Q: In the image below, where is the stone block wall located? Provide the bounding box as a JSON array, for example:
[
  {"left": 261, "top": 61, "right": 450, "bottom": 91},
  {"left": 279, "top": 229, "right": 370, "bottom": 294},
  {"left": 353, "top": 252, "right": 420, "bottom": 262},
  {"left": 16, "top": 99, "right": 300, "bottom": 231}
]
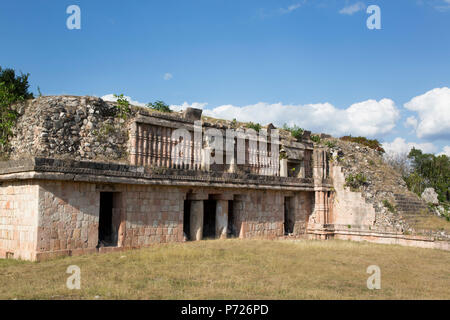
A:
[
  {"left": 35, "top": 182, "right": 186, "bottom": 258},
  {"left": 331, "top": 165, "right": 376, "bottom": 227},
  {"left": 122, "top": 185, "right": 185, "bottom": 247},
  {"left": 233, "top": 191, "right": 285, "bottom": 239},
  {"left": 292, "top": 192, "right": 314, "bottom": 235},
  {"left": 1, "top": 177, "right": 315, "bottom": 260},
  {"left": 0, "top": 181, "right": 39, "bottom": 260},
  {"left": 37, "top": 181, "right": 99, "bottom": 257}
]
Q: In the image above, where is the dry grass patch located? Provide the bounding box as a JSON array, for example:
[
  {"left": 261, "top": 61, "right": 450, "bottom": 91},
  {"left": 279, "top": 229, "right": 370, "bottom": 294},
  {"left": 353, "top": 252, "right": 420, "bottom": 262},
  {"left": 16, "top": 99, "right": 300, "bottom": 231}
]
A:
[{"left": 0, "top": 239, "right": 449, "bottom": 300}]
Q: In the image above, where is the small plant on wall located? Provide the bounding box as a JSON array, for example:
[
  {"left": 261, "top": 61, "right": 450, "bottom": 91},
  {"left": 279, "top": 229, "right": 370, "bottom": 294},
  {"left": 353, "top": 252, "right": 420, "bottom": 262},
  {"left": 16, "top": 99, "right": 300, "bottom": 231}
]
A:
[
  {"left": 245, "top": 122, "right": 262, "bottom": 132},
  {"left": 310, "top": 135, "right": 321, "bottom": 144},
  {"left": 282, "top": 124, "right": 304, "bottom": 141},
  {"left": 383, "top": 200, "right": 397, "bottom": 214},
  {"left": 345, "top": 173, "right": 368, "bottom": 191},
  {"left": 114, "top": 94, "right": 131, "bottom": 120},
  {"left": 147, "top": 100, "right": 172, "bottom": 113}
]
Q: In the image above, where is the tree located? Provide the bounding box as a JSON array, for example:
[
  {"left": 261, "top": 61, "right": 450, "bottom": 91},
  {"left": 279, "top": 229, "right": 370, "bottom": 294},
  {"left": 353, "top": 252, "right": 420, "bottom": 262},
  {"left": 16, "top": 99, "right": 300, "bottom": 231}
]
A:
[
  {"left": 0, "top": 66, "right": 33, "bottom": 153},
  {"left": 0, "top": 66, "right": 33, "bottom": 99},
  {"left": 405, "top": 148, "right": 450, "bottom": 203},
  {"left": 0, "top": 83, "right": 22, "bottom": 151}
]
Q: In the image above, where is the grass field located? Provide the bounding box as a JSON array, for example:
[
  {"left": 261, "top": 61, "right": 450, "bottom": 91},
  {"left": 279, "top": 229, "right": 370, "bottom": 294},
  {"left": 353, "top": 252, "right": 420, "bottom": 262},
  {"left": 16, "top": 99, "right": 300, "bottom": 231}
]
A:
[{"left": 1, "top": 239, "right": 449, "bottom": 300}]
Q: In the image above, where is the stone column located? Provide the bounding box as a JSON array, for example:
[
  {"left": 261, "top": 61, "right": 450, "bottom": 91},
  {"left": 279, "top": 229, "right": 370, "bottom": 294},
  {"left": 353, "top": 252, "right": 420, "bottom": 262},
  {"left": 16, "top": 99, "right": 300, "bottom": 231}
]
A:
[
  {"left": 187, "top": 192, "right": 209, "bottom": 241},
  {"left": 215, "top": 200, "right": 228, "bottom": 239},
  {"left": 211, "top": 194, "right": 234, "bottom": 239},
  {"left": 299, "top": 160, "right": 305, "bottom": 178},
  {"left": 280, "top": 158, "right": 288, "bottom": 177},
  {"left": 190, "top": 200, "right": 204, "bottom": 241}
]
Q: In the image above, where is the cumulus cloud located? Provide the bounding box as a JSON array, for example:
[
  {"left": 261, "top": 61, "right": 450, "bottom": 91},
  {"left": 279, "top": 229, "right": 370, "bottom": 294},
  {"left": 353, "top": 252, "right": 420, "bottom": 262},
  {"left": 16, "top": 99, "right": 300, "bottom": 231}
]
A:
[
  {"left": 175, "top": 98, "right": 399, "bottom": 138},
  {"left": 403, "top": 87, "right": 450, "bottom": 140},
  {"left": 101, "top": 94, "right": 146, "bottom": 107},
  {"left": 438, "top": 146, "right": 450, "bottom": 157},
  {"left": 405, "top": 116, "right": 418, "bottom": 130},
  {"left": 163, "top": 73, "right": 173, "bottom": 81},
  {"left": 382, "top": 137, "right": 438, "bottom": 157},
  {"left": 339, "top": 2, "right": 366, "bottom": 15}
]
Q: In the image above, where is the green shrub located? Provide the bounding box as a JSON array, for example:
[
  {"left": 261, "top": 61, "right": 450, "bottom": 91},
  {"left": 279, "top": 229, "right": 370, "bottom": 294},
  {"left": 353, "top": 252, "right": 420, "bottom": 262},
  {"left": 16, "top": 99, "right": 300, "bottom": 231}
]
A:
[
  {"left": 383, "top": 200, "right": 396, "bottom": 214},
  {"left": 310, "top": 135, "right": 321, "bottom": 144},
  {"left": 147, "top": 100, "right": 172, "bottom": 113},
  {"left": 325, "top": 141, "right": 336, "bottom": 148},
  {"left": 345, "top": 173, "right": 367, "bottom": 191},
  {"left": 114, "top": 94, "right": 132, "bottom": 119},
  {"left": 282, "top": 124, "right": 304, "bottom": 140},
  {"left": 245, "top": 122, "right": 261, "bottom": 132},
  {"left": 340, "top": 135, "right": 385, "bottom": 153}
]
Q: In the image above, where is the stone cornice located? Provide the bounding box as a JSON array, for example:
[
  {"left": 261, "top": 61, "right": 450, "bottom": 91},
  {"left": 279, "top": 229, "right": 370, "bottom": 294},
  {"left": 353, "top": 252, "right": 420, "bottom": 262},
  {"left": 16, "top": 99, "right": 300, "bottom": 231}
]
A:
[{"left": 0, "top": 157, "right": 334, "bottom": 191}]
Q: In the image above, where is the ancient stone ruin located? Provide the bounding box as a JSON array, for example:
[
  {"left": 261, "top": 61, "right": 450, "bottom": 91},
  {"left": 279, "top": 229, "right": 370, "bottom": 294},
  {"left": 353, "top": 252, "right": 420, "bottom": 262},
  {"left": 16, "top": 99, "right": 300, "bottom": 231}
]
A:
[{"left": 0, "top": 96, "right": 448, "bottom": 261}]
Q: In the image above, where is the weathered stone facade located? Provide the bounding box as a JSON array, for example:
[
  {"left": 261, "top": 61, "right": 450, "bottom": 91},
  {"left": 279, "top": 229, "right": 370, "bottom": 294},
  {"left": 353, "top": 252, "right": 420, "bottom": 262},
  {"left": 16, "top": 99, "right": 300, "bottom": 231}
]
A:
[{"left": 1, "top": 96, "right": 448, "bottom": 261}]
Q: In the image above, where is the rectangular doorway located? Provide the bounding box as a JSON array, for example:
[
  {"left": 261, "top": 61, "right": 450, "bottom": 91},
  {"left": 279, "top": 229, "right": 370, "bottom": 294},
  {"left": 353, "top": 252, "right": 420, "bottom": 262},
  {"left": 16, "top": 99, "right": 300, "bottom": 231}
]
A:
[
  {"left": 227, "top": 200, "right": 236, "bottom": 237},
  {"left": 183, "top": 200, "right": 191, "bottom": 241},
  {"left": 284, "top": 196, "right": 295, "bottom": 235},
  {"left": 98, "top": 192, "right": 122, "bottom": 247},
  {"left": 203, "top": 200, "right": 216, "bottom": 239}
]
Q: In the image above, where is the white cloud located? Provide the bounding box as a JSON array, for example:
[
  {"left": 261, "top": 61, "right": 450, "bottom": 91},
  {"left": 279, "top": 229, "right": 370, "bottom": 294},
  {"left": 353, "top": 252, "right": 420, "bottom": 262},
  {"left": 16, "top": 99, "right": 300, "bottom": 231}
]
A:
[
  {"left": 187, "top": 98, "right": 399, "bottom": 138},
  {"left": 163, "top": 73, "right": 173, "bottom": 81},
  {"left": 438, "top": 146, "right": 450, "bottom": 157},
  {"left": 101, "top": 94, "right": 146, "bottom": 107},
  {"left": 403, "top": 87, "right": 450, "bottom": 140},
  {"left": 339, "top": 2, "right": 366, "bottom": 15},
  {"left": 405, "top": 116, "right": 418, "bottom": 130},
  {"left": 382, "top": 137, "right": 437, "bottom": 157},
  {"left": 279, "top": 3, "right": 303, "bottom": 14}
]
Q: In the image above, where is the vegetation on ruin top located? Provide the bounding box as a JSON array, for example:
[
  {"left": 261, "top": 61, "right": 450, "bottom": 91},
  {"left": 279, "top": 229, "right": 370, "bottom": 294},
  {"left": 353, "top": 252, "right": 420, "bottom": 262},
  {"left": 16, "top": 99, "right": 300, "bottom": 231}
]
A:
[{"left": 339, "top": 135, "right": 385, "bottom": 153}]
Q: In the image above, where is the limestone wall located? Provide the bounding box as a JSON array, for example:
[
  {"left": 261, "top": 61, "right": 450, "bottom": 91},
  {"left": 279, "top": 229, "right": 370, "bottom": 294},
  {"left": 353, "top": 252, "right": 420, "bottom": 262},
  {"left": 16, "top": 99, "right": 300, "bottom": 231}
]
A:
[
  {"left": 292, "top": 192, "right": 314, "bottom": 235},
  {"left": 331, "top": 165, "right": 376, "bottom": 227},
  {"left": 37, "top": 181, "right": 99, "bottom": 258},
  {"left": 0, "top": 181, "right": 39, "bottom": 260},
  {"left": 233, "top": 191, "right": 284, "bottom": 239},
  {"left": 1, "top": 177, "right": 314, "bottom": 260},
  {"left": 9, "top": 96, "right": 130, "bottom": 162},
  {"left": 122, "top": 185, "right": 184, "bottom": 246},
  {"left": 35, "top": 181, "right": 185, "bottom": 259}
]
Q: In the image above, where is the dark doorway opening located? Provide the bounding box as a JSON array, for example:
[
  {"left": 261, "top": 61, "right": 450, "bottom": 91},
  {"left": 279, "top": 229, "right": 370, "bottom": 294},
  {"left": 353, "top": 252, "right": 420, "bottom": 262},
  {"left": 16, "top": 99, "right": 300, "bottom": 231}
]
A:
[
  {"left": 98, "top": 192, "right": 120, "bottom": 247},
  {"left": 284, "top": 197, "right": 295, "bottom": 235},
  {"left": 227, "top": 200, "right": 236, "bottom": 237},
  {"left": 183, "top": 200, "right": 191, "bottom": 241},
  {"left": 203, "top": 200, "right": 216, "bottom": 239}
]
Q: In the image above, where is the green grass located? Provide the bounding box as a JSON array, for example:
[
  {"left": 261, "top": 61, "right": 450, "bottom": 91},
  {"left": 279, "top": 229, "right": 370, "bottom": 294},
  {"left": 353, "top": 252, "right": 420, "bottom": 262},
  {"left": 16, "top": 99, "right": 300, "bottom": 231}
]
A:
[{"left": 1, "top": 239, "right": 449, "bottom": 300}]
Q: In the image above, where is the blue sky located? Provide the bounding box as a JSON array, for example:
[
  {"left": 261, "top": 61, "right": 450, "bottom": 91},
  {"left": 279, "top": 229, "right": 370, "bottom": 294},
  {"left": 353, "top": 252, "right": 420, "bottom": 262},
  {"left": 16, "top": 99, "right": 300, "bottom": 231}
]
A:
[{"left": 1, "top": 0, "right": 449, "bottom": 156}]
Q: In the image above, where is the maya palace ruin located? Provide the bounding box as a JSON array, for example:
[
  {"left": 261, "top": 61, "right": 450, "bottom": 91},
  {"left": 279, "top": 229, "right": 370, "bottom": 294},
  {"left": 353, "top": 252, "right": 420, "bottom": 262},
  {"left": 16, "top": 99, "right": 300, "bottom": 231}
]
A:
[{"left": 0, "top": 96, "right": 448, "bottom": 261}]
